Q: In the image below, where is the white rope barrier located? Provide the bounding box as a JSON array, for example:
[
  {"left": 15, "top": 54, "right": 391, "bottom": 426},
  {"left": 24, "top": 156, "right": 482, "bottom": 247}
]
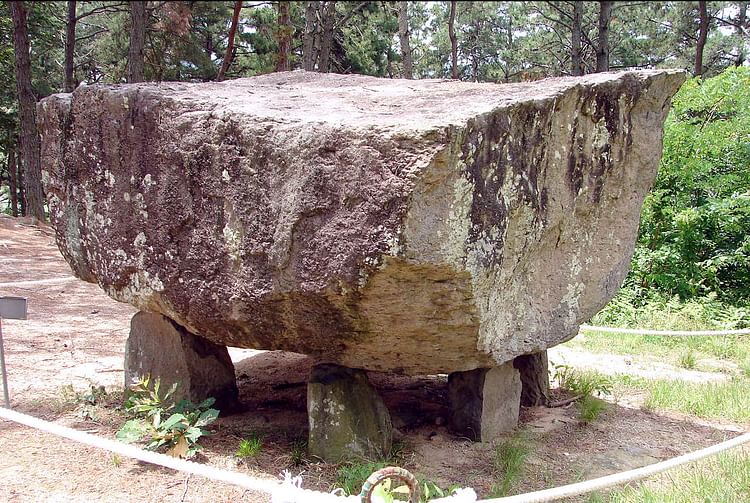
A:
[
  {"left": 2, "top": 406, "right": 748, "bottom": 503},
  {"left": 481, "top": 431, "right": 750, "bottom": 503},
  {"left": 0, "top": 277, "right": 78, "bottom": 288},
  {"left": 579, "top": 324, "right": 750, "bottom": 337},
  {"left": 0, "top": 407, "right": 281, "bottom": 496}
]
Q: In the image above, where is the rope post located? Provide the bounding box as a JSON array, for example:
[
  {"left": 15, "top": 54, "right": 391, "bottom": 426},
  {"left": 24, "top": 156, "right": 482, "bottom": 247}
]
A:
[
  {"left": 0, "top": 318, "right": 9, "bottom": 408},
  {"left": 0, "top": 296, "right": 29, "bottom": 409}
]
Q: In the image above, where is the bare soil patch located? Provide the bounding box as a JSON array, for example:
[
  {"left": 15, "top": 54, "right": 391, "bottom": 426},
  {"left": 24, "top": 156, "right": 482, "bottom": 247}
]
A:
[{"left": 0, "top": 215, "right": 745, "bottom": 502}]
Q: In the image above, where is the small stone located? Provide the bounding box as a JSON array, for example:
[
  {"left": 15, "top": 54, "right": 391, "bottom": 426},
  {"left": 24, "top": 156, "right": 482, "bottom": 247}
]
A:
[{"left": 307, "top": 364, "right": 392, "bottom": 462}]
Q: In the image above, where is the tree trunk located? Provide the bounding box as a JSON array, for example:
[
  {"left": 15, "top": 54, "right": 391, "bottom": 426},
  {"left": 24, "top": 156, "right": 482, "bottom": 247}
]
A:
[
  {"left": 217, "top": 0, "right": 242, "bottom": 81},
  {"left": 303, "top": 1, "right": 318, "bottom": 71},
  {"left": 571, "top": 1, "right": 584, "bottom": 76},
  {"left": 275, "top": 1, "right": 292, "bottom": 72},
  {"left": 127, "top": 1, "right": 146, "bottom": 83},
  {"left": 449, "top": 0, "right": 458, "bottom": 79},
  {"left": 513, "top": 351, "right": 550, "bottom": 407},
  {"left": 734, "top": 2, "right": 747, "bottom": 67},
  {"left": 10, "top": 1, "right": 45, "bottom": 221},
  {"left": 318, "top": 1, "right": 336, "bottom": 73},
  {"left": 64, "top": 1, "right": 77, "bottom": 92},
  {"left": 695, "top": 0, "right": 708, "bottom": 76},
  {"left": 398, "top": 1, "right": 413, "bottom": 79},
  {"left": 7, "top": 144, "right": 19, "bottom": 217},
  {"left": 596, "top": 1, "right": 612, "bottom": 73},
  {"left": 18, "top": 156, "right": 26, "bottom": 216}
]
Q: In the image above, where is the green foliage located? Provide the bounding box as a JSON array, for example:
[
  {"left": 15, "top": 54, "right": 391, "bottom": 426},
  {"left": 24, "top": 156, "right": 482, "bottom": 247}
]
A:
[
  {"left": 288, "top": 438, "right": 307, "bottom": 467},
  {"left": 116, "top": 375, "right": 219, "bottom": 459},
  {"left": 489, "top": 433, "right": 531, "bottom": 497},
  {"left": 335, "top": 461, "right": 389, "bottom": 496},
  {"left": 553, "top": 365, "right": 612, "bottom": 398},
  {"left": 236, "top": 434, "right": 263, "bottom": 459},
  {"left": 631, "top": 66, "right": 750, "bottom": 305},
  {"left": 678, "top": 350, "right": 697, "bottom": 370}
]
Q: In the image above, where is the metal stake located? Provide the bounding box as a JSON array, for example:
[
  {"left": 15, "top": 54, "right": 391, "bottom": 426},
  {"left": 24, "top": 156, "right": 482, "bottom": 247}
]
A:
[{"left": 0, "top": 318, "right": 9, "bottom": 408}]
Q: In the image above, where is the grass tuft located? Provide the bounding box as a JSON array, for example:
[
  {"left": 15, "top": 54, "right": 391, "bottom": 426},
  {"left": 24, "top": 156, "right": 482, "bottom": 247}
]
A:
[
  {"left": 236, "top": 435, "right": 263, "bottom": 459},
  {"left": 578, "top": 395, "right": 608, "bottom": 424},
  {"left": 678, "top": 350, "right": 697, "bottom": 369},
  {"left": 489, "top": 433, "right": 531, "bottom": 497}
]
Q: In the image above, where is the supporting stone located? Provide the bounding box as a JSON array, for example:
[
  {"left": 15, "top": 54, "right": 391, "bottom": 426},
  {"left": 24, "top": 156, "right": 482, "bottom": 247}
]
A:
[
  {"left": 125, "top": 311, "right": 239, "bottom": 411},
  {"left": 307, "top": 363, "right": 392, "bottom": 462},
  {"left": 448, "top": 362, "right": 521, "bottom": 442},
  {"left": 513, "top": 351, "right": 550, "bottom": 406}
]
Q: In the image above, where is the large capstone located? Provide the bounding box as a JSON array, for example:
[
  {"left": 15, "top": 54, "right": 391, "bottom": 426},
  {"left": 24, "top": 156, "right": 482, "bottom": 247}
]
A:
[{"left": 38, "top": 70, "right": 685, "bottom": 375}]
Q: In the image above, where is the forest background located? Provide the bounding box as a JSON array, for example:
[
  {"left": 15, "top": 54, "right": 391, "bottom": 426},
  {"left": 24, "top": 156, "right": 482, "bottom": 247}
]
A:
[{"left": 1, "top": 1, "right": 749, "bottom": 327}]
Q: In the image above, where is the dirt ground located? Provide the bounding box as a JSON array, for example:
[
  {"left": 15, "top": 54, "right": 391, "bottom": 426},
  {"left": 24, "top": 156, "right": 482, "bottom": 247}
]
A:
[{"left": 0, "top": 215, "right": 746, "bottom": 503}]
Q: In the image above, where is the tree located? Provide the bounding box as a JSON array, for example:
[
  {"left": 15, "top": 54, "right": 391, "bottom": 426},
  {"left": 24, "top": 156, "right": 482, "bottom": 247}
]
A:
[
  {"left": 571, "top": 1, "right": 584, "bottom": 76},
  {"left": 448, "top": 0, "right": 458, "bottom": 79},
  {"left": 303, "top": 1, "right": 318, "bottom": 71},
  {"left": 6, "top": 144, "right": 18, "bottom": 216},
  {"left": 275, "top": 1, "right": 292, "bottom": 72},
  {"left": 398, "top": 1, "right": 413, "bottom": 79},
  {"left": 127, "top": 1, "right": 146, "bottom": 82},
  {"left": 64, "top": 1, "right": 76, "bottom": 92},
  {"left": 317, "top": 1, "right": 336, "bottom": 73},
  {"left": 10, "top": 1, "right": 44, "bottom": 221},
  {"left": 596, "top": 1, "right": 612, "bottom": 72},
  {"left": 217, "top": 1, "right": 242, "bottom": 81},
  {"left": 695, "top": 0, "right": 708, "bottom": 76}
]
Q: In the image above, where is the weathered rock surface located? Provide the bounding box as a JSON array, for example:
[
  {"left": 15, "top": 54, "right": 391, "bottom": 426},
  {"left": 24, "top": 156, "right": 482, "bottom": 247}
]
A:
[
  {"left": 307, "top": 364, "right": 392, "bottom": 461},
  {"left": 448, "top": 364, "right": 521, "bottom": 441},
  {"left": 38, "top": 70, "right": 684, "bottom": 374},
  {"left": 125, "top": 311, "right": 239, "bottom": 409}
]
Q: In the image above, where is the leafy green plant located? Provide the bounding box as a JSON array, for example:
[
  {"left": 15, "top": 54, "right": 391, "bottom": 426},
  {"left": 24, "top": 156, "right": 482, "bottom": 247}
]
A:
[
  {"left": 236, "top": 434, "right": 263, "bottom": 459},
  {"left": 116, "top": 375, "right": 219, "bottom": 459}
]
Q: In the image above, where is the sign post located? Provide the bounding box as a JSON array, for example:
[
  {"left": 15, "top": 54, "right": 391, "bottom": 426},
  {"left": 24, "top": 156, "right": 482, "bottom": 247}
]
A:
[{"left": 0, "top": 296, "right": 28, "bottom": 409}]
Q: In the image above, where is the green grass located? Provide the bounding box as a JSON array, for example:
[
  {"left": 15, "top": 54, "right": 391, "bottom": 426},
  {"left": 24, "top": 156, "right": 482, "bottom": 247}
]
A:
[
  {"left": 578, "top": 395, "right": 608, "bottom": 424},
  {"left": 236, "top": 435, "right": 263, "bottom": 459},
  {"left": 641, "top": 378, "right": 750, "bottom": 423},
  {"left": 677, "top": 350, "right": 697, "bottom": 369},
  {"left": 488, "top": 433, "right": 532, "bottom": 497},
  {"left": 335, "top": 461, "right": 388, "bottom": 496},
  {"left": 587, "top": 451, "right": 750, "bottom": 502},
  {"left": 568, "top": 331, "right": 750, "bottom": 369}
]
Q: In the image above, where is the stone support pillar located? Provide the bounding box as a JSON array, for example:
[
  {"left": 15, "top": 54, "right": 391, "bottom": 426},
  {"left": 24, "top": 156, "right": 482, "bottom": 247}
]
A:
[
  {"left": 125, "top": 311, "right": 239, "bottom": 410},
  {"left": 448, "top": 362, "right": 521, "bottom": 441},
  {"left": 307, "top": 363, "right": 392, "bottom": 462}
]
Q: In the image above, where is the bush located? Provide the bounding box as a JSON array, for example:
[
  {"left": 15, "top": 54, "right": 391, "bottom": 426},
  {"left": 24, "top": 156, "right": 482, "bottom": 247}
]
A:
[
  {"left": 116, "top": 375, "right": 219, "bottom": 459},
  {"left": 630, "top": 66, "right": 750, "bottom": 304}
]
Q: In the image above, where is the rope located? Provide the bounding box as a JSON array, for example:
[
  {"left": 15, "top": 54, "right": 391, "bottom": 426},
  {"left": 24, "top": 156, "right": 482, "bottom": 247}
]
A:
[
  {"left": 0, "top": 276, "right": 78, "bottom": 288},
  {"left": 1, "top": 407, "right": 748, "bottom": 503},
  {"left": 579, "top": 324, "right": 750, "bottom": 337},
  {"left": 0, "top": 406, "right": 281, "bottom": 495},
  {"left": 481, "top": 431, "right": 750, "bottom": 503}
]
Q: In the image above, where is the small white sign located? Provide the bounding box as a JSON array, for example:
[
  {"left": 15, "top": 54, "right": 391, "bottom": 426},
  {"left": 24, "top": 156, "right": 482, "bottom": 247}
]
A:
[{"left": 0, "top": 297, "right": 27, "bottom": 320}]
